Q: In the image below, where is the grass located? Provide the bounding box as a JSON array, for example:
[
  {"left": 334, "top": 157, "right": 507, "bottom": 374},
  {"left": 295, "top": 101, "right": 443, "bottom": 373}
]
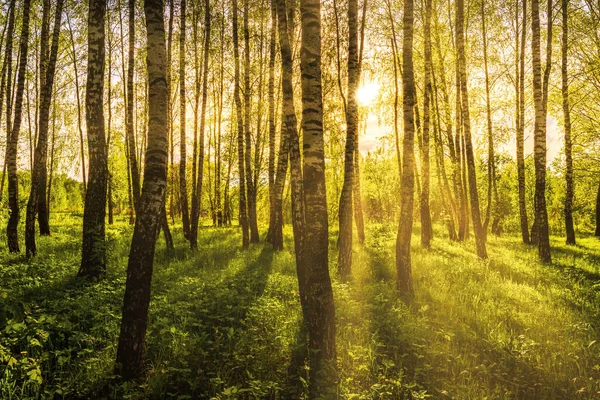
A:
[{"left": 0, "top": 216, "right": 599, "bottom": 399}]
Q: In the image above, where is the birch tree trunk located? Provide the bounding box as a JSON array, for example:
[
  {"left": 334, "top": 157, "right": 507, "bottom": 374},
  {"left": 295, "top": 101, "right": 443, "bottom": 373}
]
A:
[
  {"left": 456, "top": 0, "right": 487, "bottom": 259},
  {"left": 244, "top": 0, "right": 260, "bottom": 243},
  {"left": 517, "top": 0, "right": 529, "bottom": 243},
  {"left": 338, "top": 0, "right": 359, "bottom": 277},
  {"left": 79, "top": 0, "right": 108, "bottom": 278},
  {"left": 233, "top": 0, "right": 249, "bottom": 247},
  {"left": 481, "top": 0, "right": 497, "bottom": 236},
  {"left": 127, "top": 0, "right": 141, "bottom": 211},
  {"left": 179, "top": 0, "right": 191, "bottom": 239},
  {"left": 562, "top": 0, "right": 576, "bottom": 245},
  {"left": 420, "top": 0, "right": 433, "bottom": 248},
  {"left": 0, "top": 0, "right": 15, "bottom": 225},
  {"left": 6, "top": 0, "right": 32, "bottom": 253},
  {"left": 116, "top": 0, "right": 169, "bottom": 379},
  {"left": 532, "top": 0, "right": 552, "bottom": 262},
  {"left": 299, "top": 0, "right": 337, "bottom": 392},
  {"left": 396, "top": 0, "right": 416, "bottom": 295},
  {"left": 26, "top": 0, "right": 64, "bottom": 256}
]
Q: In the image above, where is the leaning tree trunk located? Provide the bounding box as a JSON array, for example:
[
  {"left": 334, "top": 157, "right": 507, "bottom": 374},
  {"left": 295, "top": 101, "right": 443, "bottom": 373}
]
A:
[
  {"left": 6, "top": 0, "right": 31, "bottom": 253},
  {"left": 115, "top": 0, "right": 169, "bottom": 380},
  {"left": 456, "top": 0, "right": 487, "bottom": 259},
  {"left": 396, "top": 0, "right": 416, "bottom": 296},
  {"left": 420, "top": 0, "right": 433, "bottom": 248},
  {"left": 232, "top": 0, "right": 249, "bottom": 247},
  {"left": 337, "top": 0, "right": 359, "bottom": 278},
  {"left": 79, "top": 0, "right": 108, "bottom": 278},
  {"left": 562, "top": 0, "right": 575, "bottom": 245},
  {"left": 299, "top": 0, "right": 337, "bottom": 394},
  {"left": 25, "top": 0, "right": 64, "bottom": 257},
  {"left": 276, "top": 0, "right": 307, "bottom": 316},
  {"left": 532, "top": 0, "right": 552, "bottom": 262},
  {"left": 179, "top": 0, "right": 191, "bottom": 239}
]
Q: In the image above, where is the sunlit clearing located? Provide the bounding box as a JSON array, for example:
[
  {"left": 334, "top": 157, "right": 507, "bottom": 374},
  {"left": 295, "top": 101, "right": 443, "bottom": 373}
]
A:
[{"left": 356, "top": 82, "right": 380, "bottom": 106}]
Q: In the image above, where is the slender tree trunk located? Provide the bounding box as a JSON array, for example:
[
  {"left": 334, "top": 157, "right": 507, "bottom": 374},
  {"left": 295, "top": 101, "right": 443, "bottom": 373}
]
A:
[
  {"left": 481, "top": 0, "right": 496, "bottom": 236},
  {"left": 179, "top": 0, "right": 191, "bottom": 239},
  {"left": 36, "top": 0, "right": 53, "bottom": 236},
  {"left": 233, "top": 0, "right": 249, "bottom": 247},
  {"left": 338, "top": 0, "right": 359, "bottom": 277},
  {"left": 420, "top": 0, "right": 433, "bottom": 248},
  {"left": 353, "top": 136, "right": 365, "bottom": 243},
  {"left": 517, "top": 0, "right": 529, "bottom": 243},
  {"left": 389, "top": 27, "right": 402, "bottom": 179},
  {"left": 216, "top": 11, "right": 225, "bottom": 227},
  {"left": 457, "top": 0, "right": 487, "bottom": 258},
  {"left": 190, "top": 0, "right": 211, "bottom": 249},
  {"left": 532, "top": 0, "right": 552, "bottom": 262},
  {"left": 244, "top": 0, "right": 259, "bottom": 243},
  {"left": 562, "top": 0, "right": 575, "bottom": 245},
  {"left": 353, "top": 0, "right": 367, "bottom": 245},
  {"left": 160, "top": 5, "right": 174, "bottom": 252},
  {"left": 299, "top": 0, "right": 337, "bottom": 393},
  {"left": 166, "top": 0, "right": 175, "bottom": 226},
  {"left": 595, "top": 176, "right": 600, "bottom": 237},
  {"left": 25, "top": 0, "right": 64, "bottom": 256},
  {"left": 0, "top": 0, "right": 14, "bottom": 208},
  {"left": 454, "top": 63, "right": 468, "bottom": 241},
  {"left": 79, "top": 0, "right": 108, "bottom": 278},
  {"left": 396, "top": 0, "right": 416, "bottom": 296},
  {"left": 432, "top": 71, "right": 457, "bottom": 240},
  {"left": 47, "top": 99, "right": 57, "bottom": 216},
  {"left": 116, "top": 0, "right": 169, "bottom": 379},
  {"left": 6, "top": 0, "right": 31, "bottom": 253},
  {"left": 271, "top": 117, "right": 289, "bottom": 250},
  {"left": 191, "top": 0, "right": 200, "bottom": 233},
  {"left": 267, "top": 0, "right": 277, "bottom": 242},
  {"left": 224, "top": 123, "right": 236, "bottom": 227},
  {"left": 433, "top": 6, "right": 461, "bottom": 238},
  {"left": 107, "top": 17, "right": 114, "bottom": 226},
  {"left": 127, "top": 0, "right": 141, "bottom": 211},
  {"left": 253, "top": 8, "right": 267, "bottom": 235},
  {"left": 118, "top": 2, "right": 134, "bottom": 224},
  {"left": 276, "top": 0, "right": 307, "bottom": 315},
  {"left": 66, "top": 14, "right": 87, "bottom": 194}
]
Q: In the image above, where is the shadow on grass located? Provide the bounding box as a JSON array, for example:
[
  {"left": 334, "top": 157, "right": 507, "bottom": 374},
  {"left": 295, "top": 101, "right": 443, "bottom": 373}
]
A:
[
  {"left": 284, "top": 323, "right": 308, "bottom": 399},
  {"left": 360, "top": 244, "right": 431, "bottom": 397},
  {"left": 358, "top": 234, "right": 580, "bottom": 398},
  {"left": 146, "top": 245, "right": 276, "bottom": 397}
]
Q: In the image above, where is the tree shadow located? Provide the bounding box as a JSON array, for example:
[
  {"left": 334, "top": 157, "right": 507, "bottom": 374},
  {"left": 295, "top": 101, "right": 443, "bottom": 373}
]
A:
[
  {"left": 357, "top": 237, "right": 583, "bottom": 398},
  {"left": 360, "top": 244, "right": 432, "bottom": 397},
  {"left": 144, "top": 245, "right": 276, "bottom": 397}
]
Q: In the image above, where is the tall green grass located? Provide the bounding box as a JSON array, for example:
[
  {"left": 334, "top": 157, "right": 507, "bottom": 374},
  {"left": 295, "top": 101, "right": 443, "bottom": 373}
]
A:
[{"left": 0, "top": 218, "right": 599, "bottom": 398}]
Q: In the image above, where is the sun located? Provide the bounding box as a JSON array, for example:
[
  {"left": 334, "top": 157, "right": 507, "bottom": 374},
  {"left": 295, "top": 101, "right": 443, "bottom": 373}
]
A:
[{"left": 356, "top": 82, "right": 380, "bottom": 106}]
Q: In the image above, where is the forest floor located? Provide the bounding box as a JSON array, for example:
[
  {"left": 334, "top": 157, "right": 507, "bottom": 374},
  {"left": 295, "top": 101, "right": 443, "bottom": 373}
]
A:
[{"left": 1, "top": 216, "right": 600, "bottom": 399}]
